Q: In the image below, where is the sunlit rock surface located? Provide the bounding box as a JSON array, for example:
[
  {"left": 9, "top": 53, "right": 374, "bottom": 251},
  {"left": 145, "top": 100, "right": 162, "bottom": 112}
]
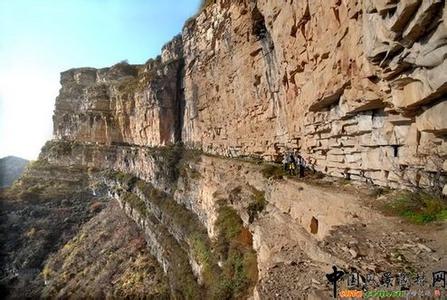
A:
[
  {"left": 4, "top": 0, "right": 447, "bottom": 299},
  {"left": 53, "top": 0, "right": 446, "bottom": 191},
  {"left": 35, "top": 139, "right": 447, "bottom": 298},
  {"left": 53, "top": 36, "right": 184, "bottom": 148}
]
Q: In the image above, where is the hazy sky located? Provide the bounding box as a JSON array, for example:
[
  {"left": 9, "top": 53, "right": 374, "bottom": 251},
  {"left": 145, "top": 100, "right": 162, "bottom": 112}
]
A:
[{"left": 0, "top": 0, "right": 200, "bottom": 160}]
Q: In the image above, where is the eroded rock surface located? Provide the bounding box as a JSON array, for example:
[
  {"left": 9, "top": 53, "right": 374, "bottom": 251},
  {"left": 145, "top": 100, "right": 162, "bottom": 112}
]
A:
[
  {"left": 181, "top": 0, "right": 447, "bottom": 190},
  {"left": 53, "top": 36, "right": 184, "bottom": 148},
  {"left": 5, "top": 0, "right": 447, "bottom": 299},
  {"left": 53, "top": 0, "right": 446, "bottom": 191},
  {"left": 37, "top": 140, "right": 447, "bottom": 299}
]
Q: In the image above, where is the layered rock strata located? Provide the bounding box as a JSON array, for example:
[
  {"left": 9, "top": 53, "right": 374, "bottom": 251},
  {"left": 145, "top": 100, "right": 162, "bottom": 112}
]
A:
[
  {"left": 53, "top": 0, "right": 447, "bottom": 191},
  {"left": 53, "top": 36, "right": 184, "bottom": 148},
  {"left": 4, "top": 1, "right": 445, "bottom": 298},
  {"left": 38, "top": 139, "right": 447, "bottom": 298},
  {"left": 182, "top": 0, "right": 447, "bottom": 189}
]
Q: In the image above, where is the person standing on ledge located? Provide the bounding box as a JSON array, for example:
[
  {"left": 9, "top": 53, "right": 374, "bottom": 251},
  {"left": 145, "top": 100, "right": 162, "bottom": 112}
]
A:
[
  {"left": 288, "top": 154, "right": 296, "bottom": 176},
  {"left": 282, "top": 153, "right": 289, "bottom": 172},
  {"left": 294, "top": 152, "right": 306, "bottom": 178}
]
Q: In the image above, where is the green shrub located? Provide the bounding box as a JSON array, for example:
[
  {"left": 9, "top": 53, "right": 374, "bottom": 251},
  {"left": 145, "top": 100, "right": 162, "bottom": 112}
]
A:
[
  {"left": 213, "top": 205, "right": 258, "bottom": 299},
  {"left": 191, "top": 233, "right": 212, "bottom": 266},
  {"left": 117, "top": 77, "right": 139, "bottom": 95},
  {"left": 191, "top": 232, "right": 221, "bottom": 290},
  {"left": 115, "top": 175, "right": 257, "bottom": 299},
  {"left": 135, "top": 180, "right": 165, "bottom": 204},
  {"left": 215, "top": 206, "right": 243, "bottom": 255},
  {"left": 150, "top": 144, "right": 185, "bottom": 185},
  {"left": 180, "top": 149, "right": 204, "bottom": 186},
  {"left": 106, "top": 171, "right": 138, "bottom": 191},
  {"left": 27, "top": 159, "right": 51, "bottom": 170},
  {"left": 122, "top": 192, "right": 148, "bottom": 217},
  {"left": 41, "top": 140, "right": 76, "bottom": 157},
  {"left": 143, "top": 144, "right": 204, "bottom": 188},
  {"left": 134, "top": 179, "right": 220, "bottom": 297},
  {"left": 247, "top": 186, "right": 266, "bottom": 223},
  {"left": 261, "top": 163, "right": 286, "bottom": 180},
  {"left": 383, "top": 191, "right": 447, "bottom": 224}
]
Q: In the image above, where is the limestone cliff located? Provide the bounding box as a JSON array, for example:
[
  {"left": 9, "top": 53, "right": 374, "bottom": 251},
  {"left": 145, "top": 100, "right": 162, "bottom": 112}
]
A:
[
  {"left": 53, "top": 35, "right": 184, "bottom": 148},
  {"left": 53, "top": 0, "right": 447, "bottom": 191},
  {"left": 183, "top": 0, "right": 447, "bottom": 190},
  {"left": 5, "top": 0, "right": 447, "bottom": 299},
  {"left": 35, "top": 138, "right": 447, "bottom": 298}
]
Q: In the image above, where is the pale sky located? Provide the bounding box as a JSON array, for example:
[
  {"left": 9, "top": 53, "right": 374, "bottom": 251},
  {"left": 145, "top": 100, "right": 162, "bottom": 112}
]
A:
[{"left": 0, "top": 0, "right": 200, "bottom": 160}]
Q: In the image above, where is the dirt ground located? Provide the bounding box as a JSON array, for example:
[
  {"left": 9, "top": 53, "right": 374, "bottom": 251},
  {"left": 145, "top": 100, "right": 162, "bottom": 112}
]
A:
[{"left": 255, "top": 175, "right": 447, "bottom": 299}]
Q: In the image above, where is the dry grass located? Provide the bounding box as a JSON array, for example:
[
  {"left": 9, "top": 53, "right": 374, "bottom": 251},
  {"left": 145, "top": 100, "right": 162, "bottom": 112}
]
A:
[
  {"left": 382, "top": 191, "right": 447, "bottom": 224},
  {"left": 42, "top": 202, "right": 169, "bottom": 299}
]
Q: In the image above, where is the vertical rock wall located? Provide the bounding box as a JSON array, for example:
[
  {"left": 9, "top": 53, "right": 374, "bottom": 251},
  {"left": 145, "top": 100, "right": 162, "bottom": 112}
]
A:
[
  {"left": 53, "top": 36, "right": 184, "bottom": 147},
  {"left": 52, "top": 0, "right": 447, "bottom": 190},
  {"left": 181, "top": 0, "right": 447, "bottom": 189}
]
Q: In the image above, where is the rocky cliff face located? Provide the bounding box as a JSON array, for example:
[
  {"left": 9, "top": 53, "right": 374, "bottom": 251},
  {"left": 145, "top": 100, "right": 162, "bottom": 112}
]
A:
[
  {"left": 53, "top": 0, "right": 447, "bottom": 192},
  {"left": 53, "top": 35, "right": 184, "bottom": 148},
  {"left": 34, "top": 138, "right": 447, "bottom": 298},
  {"left": 181, "top": 0, "right": 447, "bottom": 190},
  {"left": 17, "top": 0, "right": 446, "bottom": 298}
]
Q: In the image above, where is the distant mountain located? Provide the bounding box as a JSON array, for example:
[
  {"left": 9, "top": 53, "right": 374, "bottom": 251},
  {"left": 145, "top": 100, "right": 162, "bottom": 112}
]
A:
[{"left": 0, "top": 156, "right": 29, "bottom": 188}]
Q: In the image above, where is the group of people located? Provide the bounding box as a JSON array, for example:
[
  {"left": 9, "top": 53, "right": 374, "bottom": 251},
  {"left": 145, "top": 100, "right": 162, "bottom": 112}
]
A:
[{"left": 282, "top": 151, "right": 306, "bottom": 178}]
